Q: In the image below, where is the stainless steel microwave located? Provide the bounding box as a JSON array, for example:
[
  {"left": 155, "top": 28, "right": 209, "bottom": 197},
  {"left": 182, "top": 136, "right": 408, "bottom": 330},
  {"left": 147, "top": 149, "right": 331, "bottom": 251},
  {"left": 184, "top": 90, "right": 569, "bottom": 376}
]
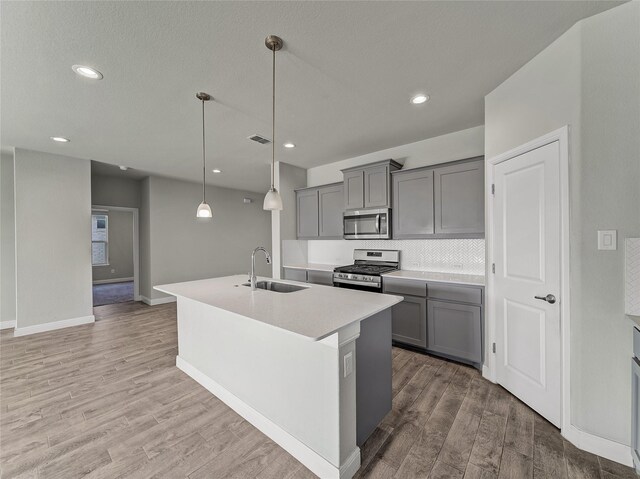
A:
[{"left": 343, "top": 208, "right": 391, "bottom": 240}]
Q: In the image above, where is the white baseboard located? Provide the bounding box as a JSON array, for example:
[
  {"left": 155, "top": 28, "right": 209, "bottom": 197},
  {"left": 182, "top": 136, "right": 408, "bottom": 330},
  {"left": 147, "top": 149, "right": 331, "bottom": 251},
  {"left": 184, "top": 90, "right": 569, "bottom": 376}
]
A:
[
  {"left": 92, "top": 277, "right": 134, "bottom": 285},
  {"left": 13, "top": 315, "right": 95, "bottom": 337},
  {"left": 0, "top": 320, "right": 16, "bottom": 330},
  {"left": 563, "top": 424, "right": 633, "bottom": 467},
  {"left": 482, "top": 364, "right": 496, "bottom": 383},
  {"left": 140, "top": 295, "right": 176, "bottom": 306},
  {"left": 176, "top": 356, "right": 357, "bottom": 479}
]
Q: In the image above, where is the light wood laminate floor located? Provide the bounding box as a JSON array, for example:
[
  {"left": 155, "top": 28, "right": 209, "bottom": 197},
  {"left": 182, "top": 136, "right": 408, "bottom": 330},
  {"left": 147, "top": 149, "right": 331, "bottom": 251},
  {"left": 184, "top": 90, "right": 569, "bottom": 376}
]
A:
[{"left": 0, "top": 301, "right": 635, "bottom": 479}]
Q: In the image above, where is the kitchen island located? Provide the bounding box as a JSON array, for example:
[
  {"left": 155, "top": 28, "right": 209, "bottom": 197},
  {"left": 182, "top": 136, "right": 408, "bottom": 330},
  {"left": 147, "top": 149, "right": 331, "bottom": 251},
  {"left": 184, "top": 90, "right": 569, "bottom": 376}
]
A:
[{"left": 155, "top": 275, "right": 402, "bottom": 479}]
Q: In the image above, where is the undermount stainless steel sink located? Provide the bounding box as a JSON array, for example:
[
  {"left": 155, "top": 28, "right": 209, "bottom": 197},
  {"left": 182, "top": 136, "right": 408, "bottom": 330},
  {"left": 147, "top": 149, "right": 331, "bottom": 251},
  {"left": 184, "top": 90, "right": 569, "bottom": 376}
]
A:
[{"left": 242, "top": 281, "right": 308, "bottom": 293}]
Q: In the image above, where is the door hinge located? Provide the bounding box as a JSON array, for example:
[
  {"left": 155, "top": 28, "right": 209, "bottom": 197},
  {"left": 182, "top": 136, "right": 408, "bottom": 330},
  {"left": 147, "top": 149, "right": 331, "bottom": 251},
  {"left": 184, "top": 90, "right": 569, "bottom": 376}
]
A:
[
  {"left": 491, "top": 183, "right": 495, "bottom": 195},
  {"left": 492, "top": 342, "right": 496, "bottom": 354},
  {"left": 492, "top": 263, "right": 495, "bottom": 274}
]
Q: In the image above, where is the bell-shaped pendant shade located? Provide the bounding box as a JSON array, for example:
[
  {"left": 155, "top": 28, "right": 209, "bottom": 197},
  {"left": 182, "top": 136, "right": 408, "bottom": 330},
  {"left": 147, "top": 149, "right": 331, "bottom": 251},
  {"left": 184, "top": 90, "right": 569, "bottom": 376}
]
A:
[
  {"left": 263, "top": 187, "right": 283, "bottom": 211},
  {"left": 196, "top": 201, "right": 212, "bottom": 219}
]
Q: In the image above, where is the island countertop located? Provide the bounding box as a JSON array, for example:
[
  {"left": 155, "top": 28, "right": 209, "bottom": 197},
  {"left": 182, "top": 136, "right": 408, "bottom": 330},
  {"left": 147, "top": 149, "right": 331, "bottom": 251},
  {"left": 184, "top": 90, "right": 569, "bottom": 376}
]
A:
[{"left": 155, "top": 275, "right": 403, "bottom": 341}]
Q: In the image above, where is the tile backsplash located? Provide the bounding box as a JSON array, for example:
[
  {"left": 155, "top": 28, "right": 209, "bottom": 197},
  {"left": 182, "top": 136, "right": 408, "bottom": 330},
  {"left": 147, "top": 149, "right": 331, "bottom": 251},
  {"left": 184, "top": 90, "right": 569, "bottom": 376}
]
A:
[{"left": 301, "top": 239, "right": 485, "bottom": 275}]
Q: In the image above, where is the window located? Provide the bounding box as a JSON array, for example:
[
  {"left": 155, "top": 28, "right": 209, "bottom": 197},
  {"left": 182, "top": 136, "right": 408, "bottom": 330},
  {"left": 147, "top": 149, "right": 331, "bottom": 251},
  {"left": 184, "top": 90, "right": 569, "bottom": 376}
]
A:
[{"left": 91, "top": 213, "right": 109, "bottom": 265}]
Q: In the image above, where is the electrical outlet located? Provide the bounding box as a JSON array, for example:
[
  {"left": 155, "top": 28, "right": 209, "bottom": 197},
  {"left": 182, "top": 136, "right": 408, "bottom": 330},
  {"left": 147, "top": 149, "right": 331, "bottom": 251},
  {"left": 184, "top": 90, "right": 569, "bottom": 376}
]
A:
[
  {"left": 111, "top": 268, "right": 116, "bottom": 273},
  {"left": 453, "top": 263, "right": 464, "bottom": 270}
]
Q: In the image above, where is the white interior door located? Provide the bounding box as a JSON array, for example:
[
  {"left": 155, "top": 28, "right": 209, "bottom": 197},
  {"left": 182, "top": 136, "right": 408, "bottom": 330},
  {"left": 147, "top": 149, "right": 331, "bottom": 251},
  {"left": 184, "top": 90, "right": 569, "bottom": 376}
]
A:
[{"left": 493, "top": 140, "right": 562, "bottom": 427}]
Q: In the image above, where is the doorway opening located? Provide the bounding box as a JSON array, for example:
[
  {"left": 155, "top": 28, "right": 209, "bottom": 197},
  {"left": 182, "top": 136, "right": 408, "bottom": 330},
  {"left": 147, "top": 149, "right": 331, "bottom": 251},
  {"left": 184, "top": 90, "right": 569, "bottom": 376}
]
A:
[{"left": 91, "top": 205, "right": 140, "bottom": 307}]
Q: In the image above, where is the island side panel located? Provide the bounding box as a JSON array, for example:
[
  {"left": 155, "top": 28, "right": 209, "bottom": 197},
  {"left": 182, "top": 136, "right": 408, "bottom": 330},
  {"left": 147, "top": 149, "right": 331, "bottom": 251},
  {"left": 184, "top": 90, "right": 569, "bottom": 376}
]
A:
[
  {"left": 175, "top": 296, "right": 349, "bottom": 470},
  {"left": 355, "top": 308, "right": 392, "bottom": 446}
]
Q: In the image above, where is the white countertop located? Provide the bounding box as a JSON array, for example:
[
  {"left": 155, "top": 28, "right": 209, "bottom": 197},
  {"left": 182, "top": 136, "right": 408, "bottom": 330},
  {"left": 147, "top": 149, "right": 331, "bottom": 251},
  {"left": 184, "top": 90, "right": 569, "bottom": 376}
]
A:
[
  {"left": 383, "top": 270, "right": 485, "bottom": 286},
  {"left": 282, "top": 263, "right": 339, "bottom": 272},
  {"left": 155, "top": 275, "right": 402, "bottom": 341}
]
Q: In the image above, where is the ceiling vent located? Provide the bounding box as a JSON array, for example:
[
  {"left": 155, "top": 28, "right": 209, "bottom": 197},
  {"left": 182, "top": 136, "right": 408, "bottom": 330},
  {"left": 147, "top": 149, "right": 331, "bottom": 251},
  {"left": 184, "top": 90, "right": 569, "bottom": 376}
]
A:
[{"left": 248, "top": 134, "right": 271, "bottom": 145}]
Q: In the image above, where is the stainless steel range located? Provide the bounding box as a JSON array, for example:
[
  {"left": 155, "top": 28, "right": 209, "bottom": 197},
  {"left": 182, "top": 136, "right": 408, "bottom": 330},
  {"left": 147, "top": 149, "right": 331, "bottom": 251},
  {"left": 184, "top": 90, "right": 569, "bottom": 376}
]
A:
[{"left": 333, "top": 249, "right": 400, "bottom": 291}]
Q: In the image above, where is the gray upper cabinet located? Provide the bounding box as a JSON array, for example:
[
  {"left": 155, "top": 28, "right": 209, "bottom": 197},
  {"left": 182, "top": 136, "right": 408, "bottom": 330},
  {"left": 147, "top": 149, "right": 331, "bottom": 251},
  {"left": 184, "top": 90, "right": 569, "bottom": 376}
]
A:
[
  {"left": 392, "top": 168, "right": 435, "bottom": 239},
  {"left": 296, "top": 183, "right": 343, "bottom": 239},
  {"left": 434, "top": 158, "right": 484, "bottom": 236},
  {"left": 296, "top": 188, "right": 320, "bottom": 239},
  {"left": 364, "top": 165, "right": 390, "bottom": 208},
  {"left": 318, "top": 184, "right": 344, "bottom": 238},
  {"left": 343, "top": 170, "right": 364, "bottom": 210},
  {"left": 343, "top": 160, "right": 401, "bottom": 211}
]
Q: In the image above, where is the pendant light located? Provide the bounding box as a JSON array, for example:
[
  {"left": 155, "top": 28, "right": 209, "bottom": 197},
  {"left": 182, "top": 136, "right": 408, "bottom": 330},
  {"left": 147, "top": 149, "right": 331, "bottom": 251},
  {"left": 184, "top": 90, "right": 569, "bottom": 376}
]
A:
[
  {"left": 263, "top": 35, "right": 284, "bottom": 211},
  {"left": 195, "top": 92, "right": 213, "bottom": 219}
]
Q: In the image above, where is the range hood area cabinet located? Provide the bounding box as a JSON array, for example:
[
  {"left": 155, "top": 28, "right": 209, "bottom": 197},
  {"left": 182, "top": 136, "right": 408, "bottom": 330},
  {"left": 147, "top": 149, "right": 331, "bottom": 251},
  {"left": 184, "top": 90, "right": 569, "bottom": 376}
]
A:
[
  {"left": 392, "top": 156, "right": 485, "bottom": 239},
  {"left": 342, "top": 160, "right": 402, "bottom": 210},
  {"left": 295, "top": 183, "right": 344, "bottom": 239}
]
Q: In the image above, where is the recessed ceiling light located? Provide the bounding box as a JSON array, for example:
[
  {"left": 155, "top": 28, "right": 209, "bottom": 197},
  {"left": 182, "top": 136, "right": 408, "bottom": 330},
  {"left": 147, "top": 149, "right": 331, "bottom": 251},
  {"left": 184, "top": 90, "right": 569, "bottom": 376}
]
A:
[
  {"left": 50, "top": 136, "right": 70, "bottom": 143},
  {"left": 283, "top": 142, "right": 295, "bottom": 148},
  {"left": 72, "top": 65, "right": 103, "bottom": 80},
  {"left": 119, "top": 166, "right": 128, "bottom": 171},
  {"left": 410, "top": 94, "right": 429, "bottom": 105},
  {"left": 212, "top": 169, "right": 222, "bottom": 173}
]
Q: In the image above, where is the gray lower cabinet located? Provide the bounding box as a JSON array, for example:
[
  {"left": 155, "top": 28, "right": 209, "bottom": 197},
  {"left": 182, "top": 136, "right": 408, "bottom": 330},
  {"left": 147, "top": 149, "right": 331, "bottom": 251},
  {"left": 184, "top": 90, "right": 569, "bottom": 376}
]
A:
[
  {"left": 389, "top": 295, "right": 427, "bottom": 349},
  {"left": 307, "top": 270, "right": 333, "bottom": 286},
  {"left": 385, "top": 276, "right": 483, "bottom": 367},
  {"left": 282, "top": 268, "right": 307, "bottom": 282},
  {"left": 283, "top": 268, "right": 334, "bottom": 286},
  {"left": 427, "top": 300, "right": 482, "bottom": 363},
  {"left": 392, "top": 168, "right": 435, "bottom": 238},
  {"left": 296, "top": 189, "right": 319, "bottom": 239},
  {"left": 434, "top": 158, "right": 484, "bottom": 236}
]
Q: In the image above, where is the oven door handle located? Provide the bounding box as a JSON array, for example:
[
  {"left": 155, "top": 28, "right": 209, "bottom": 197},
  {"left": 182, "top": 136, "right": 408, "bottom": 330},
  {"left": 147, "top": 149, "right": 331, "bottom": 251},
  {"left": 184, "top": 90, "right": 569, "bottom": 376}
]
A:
[{"left": 333, "top": 277, "right": 381, "bottom": 288}]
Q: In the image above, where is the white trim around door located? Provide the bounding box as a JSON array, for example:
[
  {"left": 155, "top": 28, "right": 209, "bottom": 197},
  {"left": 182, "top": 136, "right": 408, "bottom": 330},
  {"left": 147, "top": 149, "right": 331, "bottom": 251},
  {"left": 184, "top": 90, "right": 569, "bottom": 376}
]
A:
[
  {"left": 485, "top": 125, "right": 572, "bottom": 431},
  {"left": 91, "top": 205, "right": 140, "bottom": 302}
]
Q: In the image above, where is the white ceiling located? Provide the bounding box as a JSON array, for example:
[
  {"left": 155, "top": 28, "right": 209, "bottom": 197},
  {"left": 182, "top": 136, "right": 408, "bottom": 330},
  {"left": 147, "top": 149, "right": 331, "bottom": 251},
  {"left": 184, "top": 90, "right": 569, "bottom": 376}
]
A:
[{"left": 1, "top": 1, "right": 621, "bottom": 193}]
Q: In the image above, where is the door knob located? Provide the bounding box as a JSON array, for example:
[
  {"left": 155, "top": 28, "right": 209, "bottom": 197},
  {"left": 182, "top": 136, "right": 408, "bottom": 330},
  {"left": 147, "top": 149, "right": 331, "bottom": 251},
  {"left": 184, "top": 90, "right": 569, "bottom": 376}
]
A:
[{"left": 534, "top": 294, "right": 556, "bottom": 304}]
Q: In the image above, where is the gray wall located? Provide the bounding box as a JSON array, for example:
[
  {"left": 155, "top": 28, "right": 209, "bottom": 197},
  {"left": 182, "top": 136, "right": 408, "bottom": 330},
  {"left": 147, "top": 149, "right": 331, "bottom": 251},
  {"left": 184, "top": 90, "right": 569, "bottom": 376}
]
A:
[
  {"left": 139, "top": 178, "right": 151, "bottom": 302},
  {"left": 14, "top": 148, "right": 93, "bottom": 328},
  {"left": 91, "top": 174, "right": 141, "bottom": 208},
  {"left": 92, "top": 209, "right": 134, "bottom": 282},
  {"left": 1, "top": 151, "right": 16, "bottom": 324},
  {"left": 307, "top": 126, "right": 484, "bottom": 187},
  {"left": 141, "top": 175, "right": 272, "bottom": 300},
  {"left": 485, "top": 1, "right": 640, "bottom": 446},
  {"left": 272, "top": 161, "right": 307, "bottom": 278}
]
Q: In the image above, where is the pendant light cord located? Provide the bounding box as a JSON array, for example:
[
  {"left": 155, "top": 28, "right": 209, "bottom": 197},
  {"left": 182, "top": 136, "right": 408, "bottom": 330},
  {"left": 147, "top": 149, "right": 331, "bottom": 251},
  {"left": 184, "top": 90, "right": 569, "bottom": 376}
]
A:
[
  {"left": 201, "top": 98, "right": 206, "bottom": 202},
  {"left": 271, "top": 45, "right": 276, "bottom": 190}
]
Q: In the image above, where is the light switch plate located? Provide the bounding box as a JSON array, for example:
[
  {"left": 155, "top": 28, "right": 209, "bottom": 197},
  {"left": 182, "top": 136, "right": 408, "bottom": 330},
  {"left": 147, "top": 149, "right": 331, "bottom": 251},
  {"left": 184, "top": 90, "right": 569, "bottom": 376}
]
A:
[
  {"left": 598, "top": 230, "right": 617, "bottom": 250},
  {"left": 343, "top": 352, "right": 353, "bottom": 378}
]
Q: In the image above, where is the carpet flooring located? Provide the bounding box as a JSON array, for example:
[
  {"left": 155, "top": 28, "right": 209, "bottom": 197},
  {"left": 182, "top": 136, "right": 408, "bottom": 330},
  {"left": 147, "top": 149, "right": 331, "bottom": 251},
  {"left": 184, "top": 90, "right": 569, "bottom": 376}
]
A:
[{"left": 92, "top": 281, "right": 134, "bottom": 306}]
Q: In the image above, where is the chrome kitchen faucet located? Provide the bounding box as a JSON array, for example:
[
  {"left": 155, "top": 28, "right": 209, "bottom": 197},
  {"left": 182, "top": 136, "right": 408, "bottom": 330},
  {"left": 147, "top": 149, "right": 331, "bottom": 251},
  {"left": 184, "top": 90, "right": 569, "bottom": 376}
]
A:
[{"left": 250, "top": 247, "right": 272, "bottom": 290}]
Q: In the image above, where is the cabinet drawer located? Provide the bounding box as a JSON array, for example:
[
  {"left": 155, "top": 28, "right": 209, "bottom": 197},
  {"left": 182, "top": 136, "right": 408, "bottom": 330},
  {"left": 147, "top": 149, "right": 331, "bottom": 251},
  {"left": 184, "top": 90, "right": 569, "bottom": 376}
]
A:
[
  {"left": 307, "top": 270, "right": 334, "bottom": 286},
  {"left": 427, "top": 283, "right": 482, "bottom": 305},
  {"left": 383, "top": 278, "right": 427, "bottom": 297},
  {"left": 282, "top": 268, "right": 307, "bottom": 282}
]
